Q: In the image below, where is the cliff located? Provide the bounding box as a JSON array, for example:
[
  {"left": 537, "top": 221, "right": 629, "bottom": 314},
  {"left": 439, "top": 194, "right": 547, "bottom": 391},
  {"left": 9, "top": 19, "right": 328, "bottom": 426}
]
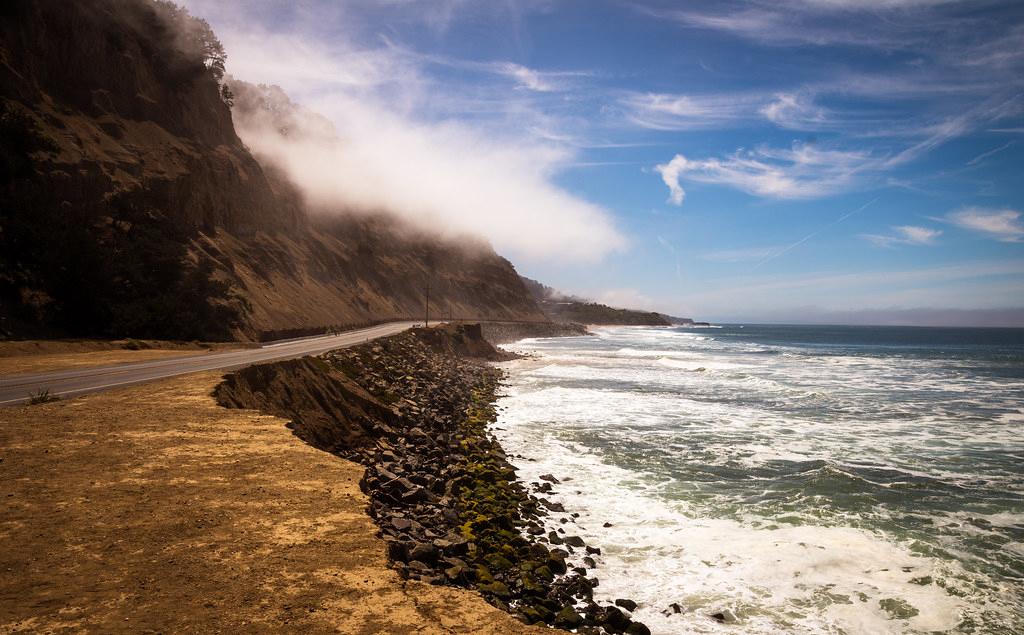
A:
[{"left": 0, "top": 0, "right": 545, "bottom": 341}]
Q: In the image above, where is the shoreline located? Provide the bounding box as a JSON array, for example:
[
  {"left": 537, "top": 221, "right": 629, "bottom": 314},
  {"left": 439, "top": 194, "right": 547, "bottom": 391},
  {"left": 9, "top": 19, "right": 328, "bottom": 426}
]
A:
[{"left": 216, "top": 323, "right": 651, "bottom": 634}]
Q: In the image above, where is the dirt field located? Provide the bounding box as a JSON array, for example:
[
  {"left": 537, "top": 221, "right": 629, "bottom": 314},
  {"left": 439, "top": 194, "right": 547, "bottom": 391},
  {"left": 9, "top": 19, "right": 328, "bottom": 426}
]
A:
[{"left": 0, "top": 372, "right": 544, "bottom": 634}]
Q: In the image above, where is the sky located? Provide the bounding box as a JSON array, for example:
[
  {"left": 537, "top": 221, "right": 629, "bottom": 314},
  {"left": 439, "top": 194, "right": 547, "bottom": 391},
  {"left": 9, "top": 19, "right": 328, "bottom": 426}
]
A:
[{"left": 180, "top": 0, "right": 1024, "bottom": 326}]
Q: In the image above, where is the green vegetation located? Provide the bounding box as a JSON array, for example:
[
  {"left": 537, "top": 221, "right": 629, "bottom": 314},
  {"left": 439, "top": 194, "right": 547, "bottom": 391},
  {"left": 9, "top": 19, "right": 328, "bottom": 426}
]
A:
[{"left": 153, "top": 1, "right": 231, "bottom": 103}]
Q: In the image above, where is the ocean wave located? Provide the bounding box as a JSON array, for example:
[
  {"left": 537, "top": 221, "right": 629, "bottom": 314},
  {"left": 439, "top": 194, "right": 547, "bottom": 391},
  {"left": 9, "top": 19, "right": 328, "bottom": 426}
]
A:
[{"left": 496, "top": 325, "right": 1024, "bottom": 633}]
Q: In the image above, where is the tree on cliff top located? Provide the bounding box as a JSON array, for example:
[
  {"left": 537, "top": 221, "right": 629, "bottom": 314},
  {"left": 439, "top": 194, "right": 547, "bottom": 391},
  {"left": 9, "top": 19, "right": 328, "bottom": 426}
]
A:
[{"left": 152, "top": 1, "right": 228, "bottom": 86}]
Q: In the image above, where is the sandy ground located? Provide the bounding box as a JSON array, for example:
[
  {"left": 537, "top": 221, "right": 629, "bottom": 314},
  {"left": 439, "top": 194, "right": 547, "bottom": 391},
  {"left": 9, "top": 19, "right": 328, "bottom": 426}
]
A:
[{"left": 0, "top": 372, "right": 544, "bottom": 634}]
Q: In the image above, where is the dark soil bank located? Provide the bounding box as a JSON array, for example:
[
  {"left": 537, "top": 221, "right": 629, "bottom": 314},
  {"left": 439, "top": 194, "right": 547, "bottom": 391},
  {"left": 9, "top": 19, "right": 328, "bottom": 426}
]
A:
[{"left": 216, "top": 324, "right": 649, "bottom": 634}]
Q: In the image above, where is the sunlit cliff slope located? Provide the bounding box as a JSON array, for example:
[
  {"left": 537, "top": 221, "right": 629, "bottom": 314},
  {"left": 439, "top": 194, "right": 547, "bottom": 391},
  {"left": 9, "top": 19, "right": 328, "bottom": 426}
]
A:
[{"left": 0, "top": 0, "right": 545, "bottom": 341}]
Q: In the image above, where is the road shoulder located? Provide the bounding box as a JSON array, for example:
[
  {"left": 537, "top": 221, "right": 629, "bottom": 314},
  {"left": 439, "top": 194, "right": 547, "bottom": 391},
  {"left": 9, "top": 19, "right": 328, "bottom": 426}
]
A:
[{"left": 0, "top": 371, "right": 541, "bottom": 633}]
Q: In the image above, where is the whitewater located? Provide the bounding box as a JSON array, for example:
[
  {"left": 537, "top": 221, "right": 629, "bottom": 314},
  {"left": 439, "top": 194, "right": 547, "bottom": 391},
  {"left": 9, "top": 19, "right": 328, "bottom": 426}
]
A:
[{"left": 494, "top": 324, "right": 1024, "bottom": 634}]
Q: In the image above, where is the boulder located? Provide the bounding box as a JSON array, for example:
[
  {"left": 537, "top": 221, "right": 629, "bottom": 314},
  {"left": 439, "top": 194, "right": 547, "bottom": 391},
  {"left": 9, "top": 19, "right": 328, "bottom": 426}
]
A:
[
  {"left": 615, "top": 598, "right": 638, "bottom": 612},
  {"left": 554, "top": 606, "right": 583, "bottom": 629}
]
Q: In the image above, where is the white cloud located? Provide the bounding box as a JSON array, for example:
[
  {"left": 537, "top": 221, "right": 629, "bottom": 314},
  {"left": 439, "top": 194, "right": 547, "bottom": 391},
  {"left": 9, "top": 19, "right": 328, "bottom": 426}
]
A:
[
  {"left": 498, "top": 63, "right": 555, "bottom": 92},
  {"left": 655, "top": 144, "right": 870, "bottom": 203},
  {"left": 654, "top": 155, "right": 688, "bottom": 205},
  {"left": 945, "top": 207, "right": 1024, "bottom": 242},
  {"left": 652, "top": 94, "right": 1021, "bottom": 203},
  {"left": 861, "top": 225, "right": 942, "bottom": 247},
  {"left": 178, "top": 2, "right": 626, "bottom": 264},
  {"left": 760, "top": 92, "right": 827, "bottom": 129}
]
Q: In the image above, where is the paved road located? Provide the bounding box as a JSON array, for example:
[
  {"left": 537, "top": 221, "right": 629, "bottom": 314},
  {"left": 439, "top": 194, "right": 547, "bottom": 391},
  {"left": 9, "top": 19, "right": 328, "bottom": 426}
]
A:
[{"left": 0, "top": 321, "right": 418, "bottom": 406}]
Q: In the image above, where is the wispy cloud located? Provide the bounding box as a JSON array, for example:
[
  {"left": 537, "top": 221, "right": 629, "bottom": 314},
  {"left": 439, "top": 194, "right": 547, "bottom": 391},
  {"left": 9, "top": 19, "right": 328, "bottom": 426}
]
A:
[
  {"left": 622, "top": 89, "right": 839, "bottom": 132},
  {"left": 654, "top": 93, "right": 1021, "bottom": 204},
  {"left": 883, "top": 97, "right": 1023, "bottom": 167},
  {"left": 691, "top": 259, "right": 1024, "bottom": 310},
  {"left": 966, "top": 140, "right": 1015, "bottom": 166},
  {"left": 943, "top": 207, "right": 1024, "bottom": 242},
  {"left": 754, "top": 198, "right": 877, "bottom": 268},
  {"left": 861, "top": 225, "right": 942, "bottom": 247},
  {"left": 644, "top": 1, "right": 1023, "bottom": 57},
  {"left": 760, "top": 92, "right": 827, "bottom": 130},
  {"left": 621, "top": 92, "right": 763, "bottom": 130},
  {"left": 498, "top": 62, "right": 556, "bottom": 92},
  {"left": 647, "top": 5, "right": 920, "bottom": 49},
  {"left": 656, "top": 144, "right": 872, "bottom": 203},
  {"left": 700, "top": 246, "right": 781, "bottom": 263}
]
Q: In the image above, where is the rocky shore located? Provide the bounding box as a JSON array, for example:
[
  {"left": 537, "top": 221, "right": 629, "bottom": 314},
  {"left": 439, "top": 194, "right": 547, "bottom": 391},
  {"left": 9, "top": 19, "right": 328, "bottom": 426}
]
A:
[{"left": 216, "top": 324, "right": 649, "bottom": 634}]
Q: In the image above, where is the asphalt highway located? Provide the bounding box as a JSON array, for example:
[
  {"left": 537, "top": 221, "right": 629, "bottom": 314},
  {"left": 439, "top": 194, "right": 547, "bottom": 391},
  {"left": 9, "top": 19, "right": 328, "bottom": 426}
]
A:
[{"left": 0, "top": 321, "right": 418, "bottom": 406}]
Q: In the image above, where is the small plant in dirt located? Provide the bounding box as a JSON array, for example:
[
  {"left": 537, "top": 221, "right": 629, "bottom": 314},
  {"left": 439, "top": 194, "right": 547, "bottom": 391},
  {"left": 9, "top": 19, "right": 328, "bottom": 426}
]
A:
[{"left": 27, "top": 389, "right": 60, "bottom": 405}]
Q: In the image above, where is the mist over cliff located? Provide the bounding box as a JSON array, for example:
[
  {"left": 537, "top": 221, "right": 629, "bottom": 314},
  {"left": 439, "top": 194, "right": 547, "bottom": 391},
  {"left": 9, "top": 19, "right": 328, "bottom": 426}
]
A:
[{"left": 0, "top": 0, "right": 545, "bottom": 340}]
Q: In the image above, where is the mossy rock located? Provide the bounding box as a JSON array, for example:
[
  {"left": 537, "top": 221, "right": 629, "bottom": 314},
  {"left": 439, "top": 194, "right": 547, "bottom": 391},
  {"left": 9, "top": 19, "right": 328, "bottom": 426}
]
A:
[
  {"left": 485, "top": 553, "right": 515, "bottom": 571},
  {"left": 474, "top": 564, "right": 494, "bottom": 584},
  {"left": 478, "top": 581, "right": 511, "bottom": 599},
  {"left": 554, "top": 606, "right": 583, "bottom": 628}
]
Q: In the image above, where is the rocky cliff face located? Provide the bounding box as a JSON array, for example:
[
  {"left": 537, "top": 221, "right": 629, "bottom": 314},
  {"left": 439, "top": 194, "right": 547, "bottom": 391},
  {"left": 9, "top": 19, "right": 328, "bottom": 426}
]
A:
[{"left": 0, "top": 0, "right": 545, "bottom": 340}]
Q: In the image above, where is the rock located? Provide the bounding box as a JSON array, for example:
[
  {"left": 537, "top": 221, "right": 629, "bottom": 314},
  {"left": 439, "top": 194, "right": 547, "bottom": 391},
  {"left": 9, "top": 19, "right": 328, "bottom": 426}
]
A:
[
  {"left": 534, "top": 565, "right": 554, "bottom": 581},
  {"left": 386, "top": 539, "right": 409, "bottom": 562},
  {"left": 478, "top": 581, "right": 511, "bottom": 599},
  {"left": 625, "top": 622, "right": 652, "bottom": 635},
  {"left": 602, "top": 605, "right": 631, "bottom": 631},
  {"left": 485, "top": 552, "right": 514, "bottom": 571},
  {"left": 542, "top": 499, "right": 566, "bottom": 513},
  {"left": 554, "top": 606, "right": 583, "bottom": 628},
  {"left": 615, "top": 598, "right": 638, "bottom": 612},
  {"left": 583, "top": 556, "right": 596, "bottom": 568},
  {"left": 585, "top": 545, "right": 601, "bottom": 555},
  {"left": 539, "top": 474, "right": 561, "bottom": 484},
  {"left": 710, "top": 609, "right": 736, "bottom": 623},
  {"left": 444, "top": 563, "right": 469, "bottom": 581},
  {"left": 603, "top": 522, "right": 614, "bottom": 528},
  {"left": 547, "top": 531, "right": 563, "bottom": 545},
  {"left": 391, "top": 517, "right": 413, "bottom": 532},
  {"left": 564, "top": 535, "right": 585, "bottom": 547},
  {"left": 408, "top": 542, "right": 438, "bottom": 564},
  {"left": 433, "top": 535, "right": 469, "bottom": 556}
]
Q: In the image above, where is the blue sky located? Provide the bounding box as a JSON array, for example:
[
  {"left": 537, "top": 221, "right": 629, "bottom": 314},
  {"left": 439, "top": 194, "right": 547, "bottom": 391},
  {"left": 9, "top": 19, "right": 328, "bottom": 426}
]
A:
[{"left": 182, "top": 0, "right": 1024, "bottom": 325}]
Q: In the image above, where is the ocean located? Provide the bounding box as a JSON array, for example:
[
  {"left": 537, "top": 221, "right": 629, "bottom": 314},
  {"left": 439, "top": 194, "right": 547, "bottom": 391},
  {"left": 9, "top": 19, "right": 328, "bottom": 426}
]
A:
[{"left": 493, "top": 324, "right": 1024, "bottom": 634}]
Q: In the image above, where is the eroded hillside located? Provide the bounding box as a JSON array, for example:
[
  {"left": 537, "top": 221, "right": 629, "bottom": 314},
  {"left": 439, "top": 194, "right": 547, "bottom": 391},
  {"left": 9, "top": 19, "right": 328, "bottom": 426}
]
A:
[{"left": 0, "top": 0, "right": 544, "bottom": 341}]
